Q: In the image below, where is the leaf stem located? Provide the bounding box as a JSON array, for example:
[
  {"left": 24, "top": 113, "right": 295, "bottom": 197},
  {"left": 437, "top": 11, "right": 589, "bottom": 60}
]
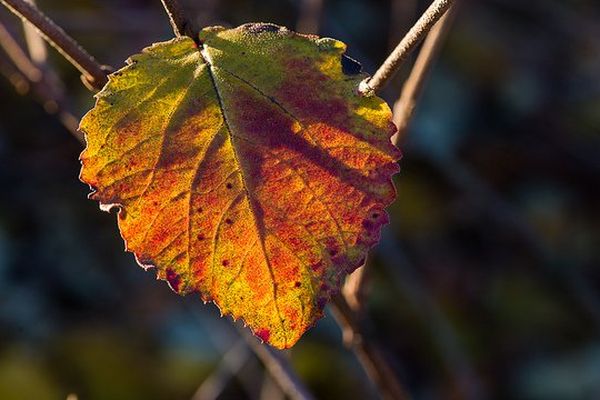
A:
[
  {"left": 0, "top": 0, "right": 108, "bottom": 90},
  {"left": 160, "top": 0, "right": 198, "bottom": 41},
  {"left": 359, "top": 0, "right": 454, "bottom": 95},
  {"left": 331, "top": 295, "right": 412, "bottom": 400}
]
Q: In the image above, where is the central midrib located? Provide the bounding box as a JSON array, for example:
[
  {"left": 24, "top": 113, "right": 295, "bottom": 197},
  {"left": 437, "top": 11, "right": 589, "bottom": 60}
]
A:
[{"left": 199, "top": 44, "right": 288, "bottom": 346}]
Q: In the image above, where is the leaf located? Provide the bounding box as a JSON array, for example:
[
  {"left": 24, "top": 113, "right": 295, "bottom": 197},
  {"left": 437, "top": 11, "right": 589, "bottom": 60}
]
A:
[{"left": 79, "top": 23, "right": 400, "bottom": 349}]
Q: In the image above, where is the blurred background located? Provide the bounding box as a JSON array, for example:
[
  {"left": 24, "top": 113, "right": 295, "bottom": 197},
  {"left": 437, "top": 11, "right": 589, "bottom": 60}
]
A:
[{"left": 0, "top": 0, "right": 599, "bottom": 399}]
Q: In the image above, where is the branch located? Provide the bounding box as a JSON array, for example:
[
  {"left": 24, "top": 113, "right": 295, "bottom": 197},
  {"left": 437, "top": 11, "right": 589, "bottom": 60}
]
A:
[
  {"left": 0, "top": 19, "right": 81, "bottom": 141},
  {"left": 330, "top": 295, "right": 411, "bottom": 400},
  {"left": 392, "top": 5, "right": 456, "bottom": 145},
  {"left": 160, "top": 0, "right": 198, "bottom": 41},
  {"left": 0, "top": 0, "right": 108, "bottom": 90},
  {"left": 359, "top": 0, "right": 454, "bottom": 95},
  {"left": 239, "top": 328, "right": 315, "bottom": 400}
]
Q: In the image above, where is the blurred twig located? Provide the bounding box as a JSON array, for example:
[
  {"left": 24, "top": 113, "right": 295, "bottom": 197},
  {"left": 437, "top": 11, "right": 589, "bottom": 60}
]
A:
[
  {"left": 360, "top": 0, "right": 455, "bottom": 95},
  {"left": 0, "top": 19, "right": 40, "bottom": 81},
  {"left": 191, "top": 339, "right": 252, "bottom": 400},
  {"left": 21, "top": 0, "right": 46, "bottom": 64},
  {"left": 238, "top": 328, "right": 316, "bottom": 400},
  {"left": 160, "top": 0, "right": 198, "bottom": 40},
  {"left": 388, "top": 0, "right": 417, "bottom": 52},
  {"left": 0, "top": 19, "right": 81, "bottom": 141},
  {"left": 0, "top": 0, "right": 108, "bottom": 90},
  {"left": 423, "top": 152, "right": 600, "bottom": 329},
  {"left": 331, "top": 294, "right": 411, "bottom": 400},
  {"left": 296, "top": 0, "right": 323, "bottom": 34},
  {"left": 379, "top": 234, "right": 486, "bottom": 400}
]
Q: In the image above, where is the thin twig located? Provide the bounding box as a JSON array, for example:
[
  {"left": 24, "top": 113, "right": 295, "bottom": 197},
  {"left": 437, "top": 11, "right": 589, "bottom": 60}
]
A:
[
  {"left": 392, "top": 5, "right": 456, "bottom": 144},
  {"left": 239, "top": 328, "right": 315, "bottom": 400},
  {"left": 330, "top": 295, "right": 411, "bottom": 400},
  {"left": 359, "top": 0, "right": 455, "bottom": 95},
  {"left": 343, "top": 3, "right": 456, "bottom": 312},
  {"left": 0, "top": 0, "right": 108, "bottom": 90},
  {"left": 160, "top": 0, "right": 198, "bottom": 40}
]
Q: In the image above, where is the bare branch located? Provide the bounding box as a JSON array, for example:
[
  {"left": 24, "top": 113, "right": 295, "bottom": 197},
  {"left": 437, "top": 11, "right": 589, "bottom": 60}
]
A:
[
  {"left": 392, "top": 6, "right": 456, "bottom": 145},
  {"left": 359, "top": 0, "right": 455, "bottom": 95},
  {"left": 160, "top": 0, "right": 198, "bottom": 41},
  {"left": 330, "top": 295, "right": 412, "bottom": 400},
  {"left": 0, "top": 0, "right": 108, "bottom": 90},
  {"left": 239, "top": 328, "right": 315, "bottom": 400}
]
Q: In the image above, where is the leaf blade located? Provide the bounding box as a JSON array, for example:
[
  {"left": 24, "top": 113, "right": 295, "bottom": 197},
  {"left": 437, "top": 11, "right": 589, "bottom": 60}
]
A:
[{"left": 80, "top": 23, "right": 400, "bottom": 348}]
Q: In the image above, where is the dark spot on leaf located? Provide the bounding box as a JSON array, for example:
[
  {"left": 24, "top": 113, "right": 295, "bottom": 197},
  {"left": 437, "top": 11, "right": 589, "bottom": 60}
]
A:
[
  {"left": 329, "top": 248, "right": 337, "bottom": 256},
  {"left": 222, "top": 260, "right": 229, "bottom": 266},
  {"left": 225, "top": 218, "right": 233, "bottom": 225},
  {"left": 166, "top": 268, "right": 181, "bottom": 292},
  {"left": 294, "top": 281, "right": 301, "bottom": 288},
  {"left": 226, "top": 182, "right": 233, "bottom": 189},
  {"left": 341, "top": 54, "right": 362, "bottom": 75},
  {"left": 197, "top": 234, "right": 205, "bottom": 241},
  {"left": 371, "top": 212, "right": 380, "bottom": 219},
  {"left": 197, "top": 207, "right": 203, "bottom": 213}
]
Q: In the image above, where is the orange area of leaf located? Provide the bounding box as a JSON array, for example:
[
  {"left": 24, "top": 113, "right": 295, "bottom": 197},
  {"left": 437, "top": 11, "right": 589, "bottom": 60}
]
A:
[{"left": 79, "top": 23, "right": 400, "bottom": 348}]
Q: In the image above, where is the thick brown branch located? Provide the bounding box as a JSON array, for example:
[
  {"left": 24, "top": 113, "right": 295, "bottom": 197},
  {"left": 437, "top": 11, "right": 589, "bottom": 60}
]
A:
[
  {"left": 0, "top": 0, "right": 108, "bottom": 90},
  {"left": 160, "top": 0, "right": 197, "bottom": 40},
  {"left": 331, "top": 295, "right": 411, "bottom": 400},
  {"left": 359, "top": 0, "right": 454, "bottom": 95}
]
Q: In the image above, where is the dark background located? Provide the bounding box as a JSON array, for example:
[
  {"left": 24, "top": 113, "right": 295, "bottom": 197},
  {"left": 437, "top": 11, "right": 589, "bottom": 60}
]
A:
[{"left": 1, "top": 0, "right": 599, "bottom": 399}]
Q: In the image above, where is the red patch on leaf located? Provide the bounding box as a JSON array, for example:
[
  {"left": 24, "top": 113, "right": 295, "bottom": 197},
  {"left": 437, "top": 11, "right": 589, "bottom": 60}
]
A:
[{"left": 255, "top": 328, "right": 271, "bottom": 342}]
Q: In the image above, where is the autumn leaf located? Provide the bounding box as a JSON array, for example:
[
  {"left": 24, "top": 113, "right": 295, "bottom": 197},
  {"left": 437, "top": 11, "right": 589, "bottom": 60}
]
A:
[{"left": 79, "top": 23, "right": 400, "bottom": 349}]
